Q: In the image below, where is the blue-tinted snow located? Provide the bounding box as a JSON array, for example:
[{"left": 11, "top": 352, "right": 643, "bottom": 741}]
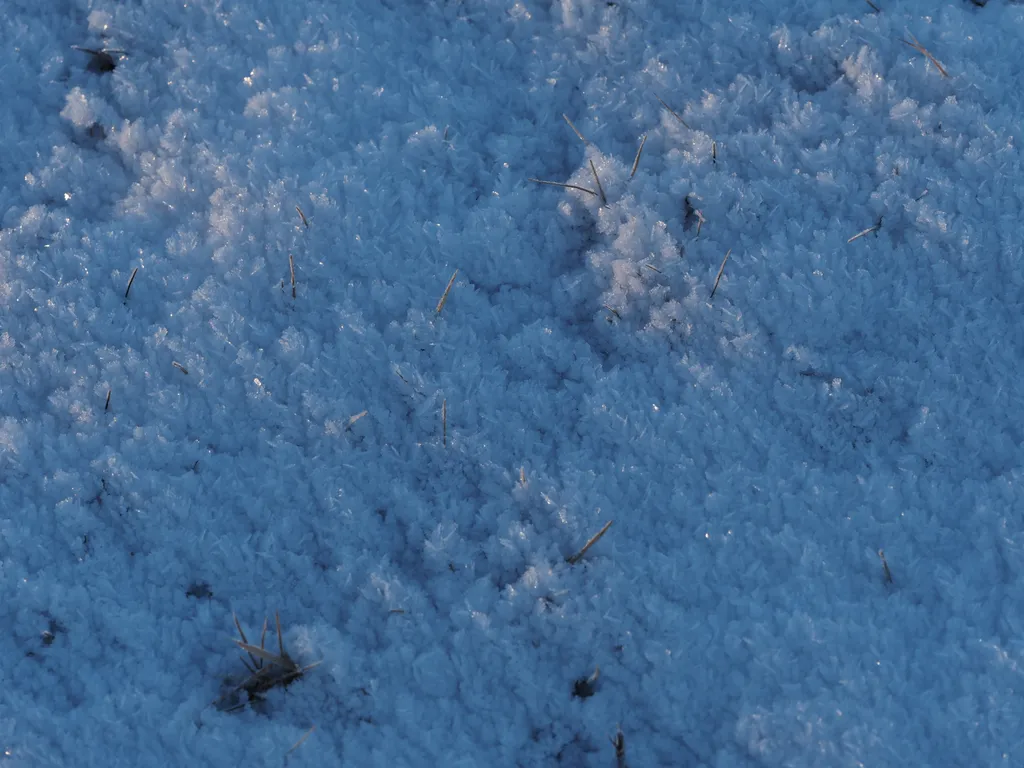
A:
[{"left": 2, "top": 0, "right": 1024, "bottom": 766}]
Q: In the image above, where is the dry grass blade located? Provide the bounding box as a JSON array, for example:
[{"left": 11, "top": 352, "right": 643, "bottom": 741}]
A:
[
  {"left": 233, "top": 613, "right": 250, "bottom": 645},
  {"left": 848, "top": 222, "right": 882, "bottom": 243},
  {"left": 567, "top": 520, "right": 613, "bottom": 565},
  {"left": 275, "top": 611, "right": 284, "bottom": 656},
  {"left": 124, "top": 267, "right": 139, "bottom": 299},
  {"left": 286, "top": 726, "right": 317, "bottom": 758},
  {"left": 902, "top": 33, "right": 948, "bottom": 78},
  {"left": 589, "top": 159, "right": 607, "bottom": 206},
  {"left": 710, "top": 248, "right": 731, "bottom": 300},
  {"left": 233, "top": 612, "right": 259, "bottom": 673},
  {"left": 572, "top": 665, "right": 600, "bottom": 698},
  {"left": 345, "top": 410, "right": 368, "bottom": 430},
  {"left": 235, "top": 640, "right": 299, "bottom": 671},
  {"left": 562, "top": 113, "right": 589, "bottom": 145},
  {"left": 655, "top": 94, "right": 690, "bottom": 129},
  {"left": 630, "top": 134, "right": 648, "bottom": 179},
  {"left": 879, "top": 549, "right": 894, "bottom": 584},
  {"left": 528, "top": 178, "right": 598, "bottom": 197},
  {"left": 72, "top": 45, "right": 122, "bottom": 74},
  {"left": 435, "top": 269, "right": 458, "bottom": 314}
]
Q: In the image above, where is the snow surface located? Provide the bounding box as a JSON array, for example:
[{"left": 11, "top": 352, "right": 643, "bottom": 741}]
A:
[{"left": 2, "top": 0, "right": 1024, "bottom": 765}]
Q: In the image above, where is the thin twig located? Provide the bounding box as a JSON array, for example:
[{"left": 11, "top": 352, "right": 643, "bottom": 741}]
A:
[
  {"left": 655, "top": 94, "right": 690, "bottom": 129},
  {"left": 124, "top": 267, "right": 139, "bottom": 299},
  {"left": 902, "top": 33, "right": 949, "bottom": 78},
  {"left": 528, "top": 178, "right": 598, "bottom": 196},
  {"left": 630, "top": 134, "right": 648, "bottom": 179},
  {"left": 435, "top": 269, "right": 458, "bottom": 314},
  {"left": 710, "top": 249, "right": 731, "bottom": 300},
  {"left": 567, "top": 520, "right": 613, "bottom": 564},
  {"left": 562, "top": 114, "right": 589, "bottom": 145},
  {"left": 589, "top": 159, "right": 607, "bottom": 206}
]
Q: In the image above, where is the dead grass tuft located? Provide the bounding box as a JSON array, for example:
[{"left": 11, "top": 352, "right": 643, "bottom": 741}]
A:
[{"left": 213, "top": 612, "right": 321, "bottom": 713}]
